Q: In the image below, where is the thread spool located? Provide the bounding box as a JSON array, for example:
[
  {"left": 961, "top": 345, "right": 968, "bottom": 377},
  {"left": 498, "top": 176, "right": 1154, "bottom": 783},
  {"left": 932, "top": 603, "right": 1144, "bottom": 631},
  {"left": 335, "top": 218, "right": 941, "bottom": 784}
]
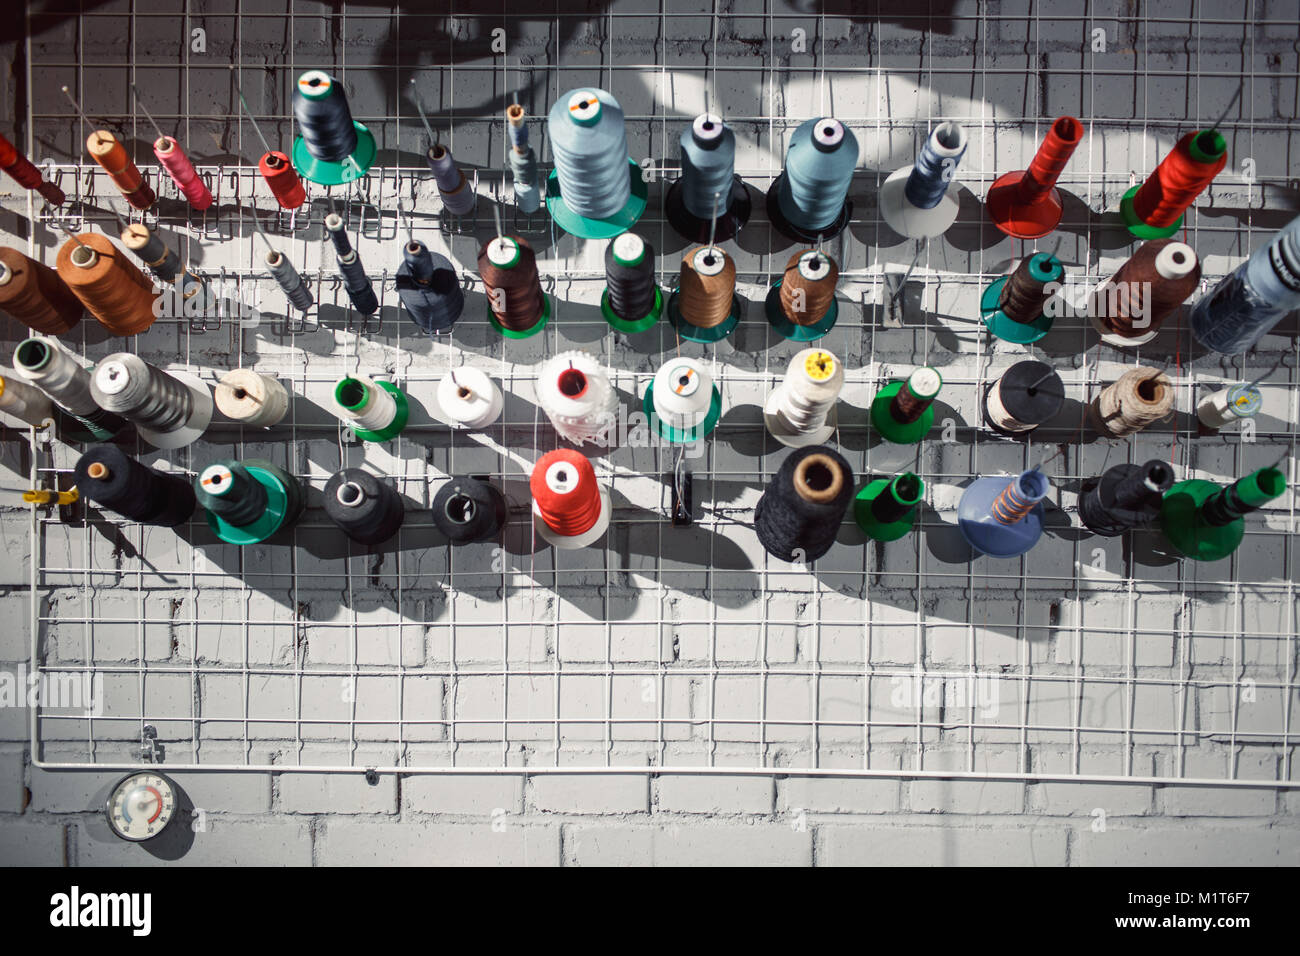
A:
[
  {"left": 291, "top": 70, "right": 375, "bottom": 185},
  {"left": 153, "top": 136, "right": 213, "bottom": 211},
  {"left": 85, "top": 130, "right": 156, "bottom": 210},
  {"left": 0, "top": 373, "right": 54, "bottom": 428},
  {"left": 871, "top": 367, "right": 942, "bottom": 444},
  {"left": 1160, "top": 465, "right": 1286, "bottom": 562},
  {"left": 667, "top": 245, "right": 741, "bottom": 343},
  {"left": 854, "top": 471, "right": 926, "bottom": 542},
  {"left": 436, "top": 367, "right": 502, "bottom": 430},
  {"left": 258, "top": 150, "right": 306, "bottom": 210},
  {"left": 1079, "top": 459, "right": 1174, "bottom": 537},
  {"left": 264, "top": 249, "right": 313, "bottom": 312},
  {"left": 645, "top": 356, "right": 723, "bottom": 444},
  {"left": 119, "top": 223, "right": 181, "bottom": 284},
  {"left": 545, "top": 88, "right": 646, "bottom": 239},
  {"left": 768, "top": 117, "right": 859, "bottom": 242},
  {"left": 664, "top": 113, "right": 750, "bottom": 243},
  {"left": 324, "top": 213, "right": 378, "bottom": 316},
  {"left": 601, "top": 233, "right": 662, "bottom": 334},
  {"left": 1090, "top": 240, "right": 1200, "bottom": 347},
  {"left": 396, "top": 240, "right": 463, "bottom": 334},
  {"left": 764, "top": 347, "right": 844, "bottom": 448},
  {"left": 0, "top": 132, "right": 65, "bottom": 205},
  {"left": 74, "top": 446, "right": 195, "bottom": 527},
  {"left": 980, "top": 252, "right": 1064, "bottom": 345},
  {"left": 765, "top": 249, "right": 840, "bottom": 341},
  {"left": 1122, "top": 129, "right": 1228, "bottom": 239},
  {"left": 323, "top": 468, "right": 405, "bottom": 545},
  {"left": 754, "top": 445, "right": 854, "bottom": 563},
  {"left": 426, "top": 145, "right": 476, "bottom": 217},
  {"left": 179, "top": 269, "right": 216, "bottom": 323},
  {"left": 878, "top": 121, "right": 967, "bottom": 239},
  {"left": 958, "top": 467, "right": 1050, "bottom": 558},
  {"left": 536, "top": 350, "right": 618, "bottom": 446},
  {"left": 196, "top": 458, "right": 304, "bottom": 545},
  {"left": 1197, "top": 382, "right": 1262, "bottom": 431},
  {"left": 530, "top": 448, "right": 612, "bottom": 550},
  {"left": 332, "top": 373, "right": 408, "bottom": 442},
  {"left": 983, "top": 361, "right": 1065, "bottom": 437},
  {"left": 90, "top": 353, "right": 213, "bottom": 449},
  {"left": 0, "top": 247, "right": 82, "bottom": 334},
  {"left": 12, "top": 335, "right": 125, "bottom": 441},
  {"left": 1089, "top": 367, "right": 1173, "bottom": 438},
  {"left": 479, "top": 235, "right": 549, "bottom": 338},
  {"left": 506, "top": 104, "right": 541, "bottom": 215},
  {"left": 433, "top": 476, "right": 507, "bottom": 544},
  {"left": 215, "top": 369, "right": 289, "bottom": 428},
  {"left": 985, "top": 116, "right": 1083, "bottom": 239},
  {"left": 56, "top": 233, "right": 159, "bottom": 337}
]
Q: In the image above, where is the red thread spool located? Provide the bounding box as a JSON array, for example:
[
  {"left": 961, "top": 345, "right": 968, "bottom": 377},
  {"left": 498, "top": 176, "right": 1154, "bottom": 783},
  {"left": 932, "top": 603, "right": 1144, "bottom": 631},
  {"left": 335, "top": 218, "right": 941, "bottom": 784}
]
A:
[
  {"left": 154, "top": 137, "right": 213, "bottom": 211},
  {"left": 530, "top": 448, "right": 602, "bottom": 538},
  {"left": 0, "top": 133, "right": 64, "bottom": 206},
  {"left": 259, "top": 150, "right": 306, "bottom": 209},
  {"left": 985, "top": 116, "right": 1083, "bottom": 239},
  {"left": 1124, "top": 130, "right": 1227, "bottom": 236}
]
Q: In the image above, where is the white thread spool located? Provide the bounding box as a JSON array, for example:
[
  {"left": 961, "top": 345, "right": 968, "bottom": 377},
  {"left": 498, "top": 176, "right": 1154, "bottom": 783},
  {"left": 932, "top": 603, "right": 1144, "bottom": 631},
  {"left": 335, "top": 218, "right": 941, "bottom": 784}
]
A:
[
  {"left": 1197, "top": 382, "right": 1262, "bottom": 429},
  {"left": 215, "top": 369, "right": 289, "bottom": 428},
  {"left": 11, "top": 335, "right": 98, "bottom": 416},
  {"left": 536, "top": 350, "right": 618, "bottom": 446},
  {"left": 0, "top": 373, "right": 54, "bottom": 428},
  {"left": 650, "top": 356, "right": 717, "bottom": 434},
  {"left": 333, "top": 373, "right": 397, "bottom": 432},
  {"left": 764, "top": 347, "right": 843, "bottom": 447},
  {"left": 437, "top": 366, "right": 503, "bottom": 430}
]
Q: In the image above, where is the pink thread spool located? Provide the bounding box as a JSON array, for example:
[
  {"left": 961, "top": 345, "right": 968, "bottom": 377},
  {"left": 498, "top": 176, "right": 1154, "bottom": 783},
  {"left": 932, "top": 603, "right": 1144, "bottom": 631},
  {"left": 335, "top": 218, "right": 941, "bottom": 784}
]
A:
[{"left": 154, "top": 136, "right": 213, "bottom": 211}]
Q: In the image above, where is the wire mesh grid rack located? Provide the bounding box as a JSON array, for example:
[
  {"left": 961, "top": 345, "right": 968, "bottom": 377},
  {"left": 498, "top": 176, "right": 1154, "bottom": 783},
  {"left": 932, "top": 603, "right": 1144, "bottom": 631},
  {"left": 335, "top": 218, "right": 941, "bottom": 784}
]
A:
[{"left": 4, "top": 0, "right": 1298, "bottom": 785}]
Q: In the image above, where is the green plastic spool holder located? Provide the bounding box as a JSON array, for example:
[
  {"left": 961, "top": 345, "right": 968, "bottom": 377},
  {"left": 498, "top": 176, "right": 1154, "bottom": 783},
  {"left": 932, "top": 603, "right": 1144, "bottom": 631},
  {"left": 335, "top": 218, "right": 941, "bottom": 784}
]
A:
[
  {"left": 545, "top": 159, "right": 648, "bottom": 240},
  {"left": 1160, "top": 467, "right": 1286, "bottom": 562},
  {"left": 871, "top": 379, "right": 939, "bottom": 444},
  {"left": 643, "top": 379, "right": 722, "bottom": 444},
  {"left": 204, "top": 460, "right": 304, "bottom": 546},
  {"left": 487, "top": 291, "right": 551, "bottom": 339},
  {"left": 291, "top": 71, "right": 376, "bottom": 185},
  {"left": 53, "top": 407, "right": 121, "bottom": 444},
  {"left": 667, "top": 289, "right": 742, "bottom": 343},
  {"left": 764, "top": 278, "right": 840, "bottom": 342},
  {"left": 1119, "top": 129, "right": 1227, "bottom": 240},
  {"left": 854, "top": 472, "right": 925, "bottom": 542},
  {"left": 601, "top": 284, "right": 662, "bottom": 334},
  {"left": 338, "top": 378, "right": 409, "bottom": 442},
  {"left": 980, "top": 254, "right": 1062, "bottom": 345}
]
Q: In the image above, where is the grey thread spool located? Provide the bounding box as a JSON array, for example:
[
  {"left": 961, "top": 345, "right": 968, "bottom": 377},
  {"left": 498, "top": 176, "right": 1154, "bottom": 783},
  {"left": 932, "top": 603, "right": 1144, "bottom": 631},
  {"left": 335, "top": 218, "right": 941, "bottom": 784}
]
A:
[
  {"left": 265, "top": 249, "right": 313, "bottom": 312},
  {"left": 427, "top": 145, "right": 477, "bottom": 216},
  {"left": 90, "top": 353, "right": 192, "bottom": 432},
  {"left": 506, "top": 103, "right": 540, "bottom": 214},
  {"left": 753, "top": 445, "right": 854, "bottom": 563},
  {"left": 215, "top": 369, "right": 288, "bottom": 428},
  {"left": 547, "top": 88, "right": 632, "bottom": 220},
  {"left": 120, "top": 223, "right": 181, "bottom": 283},
  {"left": 12, "top": 335, "right": 126, "bottom": 439}
]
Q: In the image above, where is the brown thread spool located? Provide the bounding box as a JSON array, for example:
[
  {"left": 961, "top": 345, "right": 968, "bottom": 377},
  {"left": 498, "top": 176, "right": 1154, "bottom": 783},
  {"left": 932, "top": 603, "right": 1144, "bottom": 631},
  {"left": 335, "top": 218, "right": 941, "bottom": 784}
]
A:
[
  {"left": 999, "top": 255, "right": 1057, "bottom": 324},
  {"left": 889, "top": 366, "right": 943, "bottom": 425},
  {"left": 1089, "top": 366, "right": 1173, "bottom": 437},
  {"left": 677, "top": 245, "right": 736, "bottom": 329},
  {"left": 1093, "top": 239, "right": 1200, "bottom": 339},
  {"left": 86, "top": 130, "right": 155, "bottom": 210},
  {"left": 0, "top": 247, "right": 83, "bottom": 334},
  {"left": 478, "top": 235, "right": 545, "bottom": 333},
  {"left": 778, "top": 249, "right": 838, "bottom": 326},
  {"left": 56, "top": 233, "right": 159, "bottom": 336}
]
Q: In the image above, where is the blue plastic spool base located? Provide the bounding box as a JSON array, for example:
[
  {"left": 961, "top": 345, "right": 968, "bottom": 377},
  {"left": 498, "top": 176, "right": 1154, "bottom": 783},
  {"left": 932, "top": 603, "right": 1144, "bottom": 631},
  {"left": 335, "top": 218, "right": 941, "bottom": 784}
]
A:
[{"left": 957, "top": 474, "right": 1047, "bottom": 558}]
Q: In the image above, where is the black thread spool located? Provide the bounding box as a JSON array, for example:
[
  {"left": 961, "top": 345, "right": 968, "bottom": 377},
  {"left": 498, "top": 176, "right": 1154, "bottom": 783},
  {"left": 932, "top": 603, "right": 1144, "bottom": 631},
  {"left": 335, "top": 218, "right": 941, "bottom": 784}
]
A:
[
  {"left": 983, "top": 361, "right": 1065, "bottom": 436},
  {"left": 753, "top": 445, "right": 853, "bottom": 563},
  {"left": 432, "top": 476, "right": 507, "bottom": 545},
  {"left": 604, "top": 233, "right": 659, "bottom": 327},
  {"left": 74, "top": 444, "right": 195, "bottom": 527},
  {"left": 323, "top": 467, "right": 405, "bottom": 545},
  {"left": 396, "top": 239, "right": 464, "bottom": 334},
  {"left": 1079, "top": 459, "right": 1174, "bottom": 536}
]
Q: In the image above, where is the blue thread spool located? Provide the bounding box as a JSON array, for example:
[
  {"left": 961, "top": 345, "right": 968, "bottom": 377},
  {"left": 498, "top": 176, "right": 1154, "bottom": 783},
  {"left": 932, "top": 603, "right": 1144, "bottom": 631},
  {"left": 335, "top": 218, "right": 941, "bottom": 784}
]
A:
[
  {"left": 545, "top": 88, "right": 647, "bottom": 239},
  {"left": 665, "top": 113, "right": 750, "bottom": 243},
  {"left": 957, "top": 468, "right": 1050, "bottom": 558},
  {"left": 291, "top": 71, "right": 375, "bottom": 186},
  {"left": 507, "top": 104, "right": 541, "bottom": 215},
  {"left": 767, "top": 117, "right": 858, "bottom": 243},
  {"left": 397, "top": 240, "right": 463, "bottom": 335},
  {"left": 878, "top": 122, "right": 967, "bottom": 239}
]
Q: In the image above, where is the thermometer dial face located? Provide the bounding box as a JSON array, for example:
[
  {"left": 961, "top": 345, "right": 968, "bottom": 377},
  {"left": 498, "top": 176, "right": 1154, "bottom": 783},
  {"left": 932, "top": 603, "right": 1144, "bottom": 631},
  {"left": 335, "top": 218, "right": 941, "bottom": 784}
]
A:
[{"left": 106, "top": 772, "right": 176, "bottom": 842}]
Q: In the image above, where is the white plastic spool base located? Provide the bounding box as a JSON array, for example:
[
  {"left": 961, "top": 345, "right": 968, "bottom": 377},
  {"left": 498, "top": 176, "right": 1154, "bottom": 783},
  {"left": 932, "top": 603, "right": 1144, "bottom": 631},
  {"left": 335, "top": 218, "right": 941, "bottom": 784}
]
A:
[
  {"left": 532, "top": 486, "right": 612, "bottom": 550},
  {"left": 1087, "top": 287, "right": 1159, "bottom": 347},
  {"left": 762, "top": 388, "right": 836, "bottom": 448},
  {"left": 878, "top": 165, "right": 962, "bottom": 239},
  {"left": 138, "top": 370, "right": 214, "bottom": 450}
]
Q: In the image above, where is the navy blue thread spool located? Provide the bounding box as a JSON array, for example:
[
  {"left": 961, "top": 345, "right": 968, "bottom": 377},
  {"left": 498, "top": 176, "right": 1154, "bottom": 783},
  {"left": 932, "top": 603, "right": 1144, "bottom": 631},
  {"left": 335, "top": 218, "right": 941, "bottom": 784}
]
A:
[
  {"left": 433, "top": 476, "right": 508, "bottom": 545},
  {"left": 291, "top": 70, "right": 375, "bottom": 186},
  {"left": 767, "top": 117, "right": 859, "bottom": 243},
  {"left": 879, "top": 121, "right": 967, "bottom": 239},
  {"left": 323, "top": 467, "right": 405, "bottom": 545},
  {"left": 74, "top": 444, "right": 195, "bottom": 527},
  {"left": 601, "top": 233, "right": 662, "bottom": 334},
  {"left": 397, "top": 239, "right": 463, "bottom": 335},
  {"left": 1079, "top": 459, "right": 1174, "bottom": 537},
  {"left": 427, "top": 145, "right": 476, "bottom": 217},
  {"left": 753, "top": 445, "right": 854, "bottom": 563},
  {"left": 982, "top": 361, "right": 1065, "bottom": 438},
  {"left": 325, "top": 212, "right": 378, "bottom": 316},
  {"left": 265, "top": 249, "right": 314, "bottom": 312},
  {"left": 120, "top": 223, "right": 181, "bottom": 283},
  {"left": 545, "top": 88, "right": 647, "bottom": 239},
  {"left": 665, "top": 113, "right": 751, "bottom": 243}
]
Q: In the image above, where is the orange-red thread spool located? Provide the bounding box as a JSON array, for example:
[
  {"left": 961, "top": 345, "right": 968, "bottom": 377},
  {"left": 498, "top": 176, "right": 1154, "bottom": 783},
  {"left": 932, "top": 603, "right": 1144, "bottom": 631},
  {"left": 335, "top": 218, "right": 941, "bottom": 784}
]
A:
[
  {"left": 154, "top": 136, "right": 212, "bottom": 210},
  {"left": 1125, "top": 130, "right": 1228, "bottom": 235},
  {"left": 56, "top": 233, "right": 158, "bottom": 336},
  {"left": 0, "top": 246, "right": 82, "bottom": 334},
  {"left": 985, "top": 116, "right": 1082, "bottom": 239},
  {"left": 0, "top": 132, "right": 64, "bottom": 206},
  {"left": 531, "top": 448, "right": 602, "bottom": 537},
  {"left": 86, "top": 130, "right": 155, "bottom": 210},
  {"left": 259, "top": 150, "right": 306, "bottom": 209}
]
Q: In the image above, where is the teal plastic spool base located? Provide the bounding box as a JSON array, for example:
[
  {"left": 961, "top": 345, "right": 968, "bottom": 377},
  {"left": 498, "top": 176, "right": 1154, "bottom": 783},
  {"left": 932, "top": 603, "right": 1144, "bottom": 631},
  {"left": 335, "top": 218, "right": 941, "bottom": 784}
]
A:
[
  {"left": 204, "top": 461, "right": 303, "bottom": 546},
  {"left": 488, "top": 293, "right": 551, "bottom": 340},
  {"left": 980, "top": 275, "right": 1053, "bottom": 344},
  {"left": 1159, "top": 478, "right": 1243, "bottom": 562},
  {"left": 545, "top": 159, "right": 647, "bottom": 239},
  {"left": 871, "top": 380, "right": 935, "bottom": 444},
  {"left": 667, "top": 290, "right": 741, "bottom": 343},
  {"left": 292, "top": 123, "right": 376, "bottom": 186},
  {"left": 764, "top": 279, "right": 839, "bottom": 341},
  {"left": 601, "top": 285, "right": 662, "bottom": 334},
  {"left": 1119, "top": 183, "right": 1183, "bottom": 240},
  {"left": 853, "top": 478, "right": 921, "bottom": 542},
  {"left": 352, "top": 380, "right": 409, "bottom": 442},
  {"left": 644, "top": 380, "right": 722, "bottom": 444},
  {"left": 53, "top": 407, "right": 121, "bottom": 444}
]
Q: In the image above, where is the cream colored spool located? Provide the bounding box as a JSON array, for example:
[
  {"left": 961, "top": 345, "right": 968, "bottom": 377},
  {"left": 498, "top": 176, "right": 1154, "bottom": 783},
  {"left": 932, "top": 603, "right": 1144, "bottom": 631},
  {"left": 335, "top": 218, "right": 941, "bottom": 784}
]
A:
[
  {"left": 0, "top": 374, "right": 54, "bottom": 428},
  {"left": 215, "top": 369, "right": 289, "bottom": 428},
  {"left": 1090, "top": 366, "right": 1173, "bottom": 438}
]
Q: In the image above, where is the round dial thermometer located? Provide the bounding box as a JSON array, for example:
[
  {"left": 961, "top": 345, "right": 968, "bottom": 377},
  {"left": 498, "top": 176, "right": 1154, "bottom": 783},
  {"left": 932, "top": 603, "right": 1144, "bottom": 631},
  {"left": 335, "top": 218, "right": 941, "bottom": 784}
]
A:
[{"left": 106, "top": 772, "right": 177, "bottom": 842}]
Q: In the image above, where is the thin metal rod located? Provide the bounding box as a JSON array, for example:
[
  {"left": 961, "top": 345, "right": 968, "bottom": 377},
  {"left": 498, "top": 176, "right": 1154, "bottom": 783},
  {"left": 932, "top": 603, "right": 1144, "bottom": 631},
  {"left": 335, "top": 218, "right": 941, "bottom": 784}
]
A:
[
  {"left": 52, "top": 218, "right": 88, "bottom": 248},
  {"left": 60, "top": 86, "right": 103, "bottom": 143},
  {"left": 236, "top": 87, "right": 274, "bottom": 156},
  {"left": 492, "top": 196, "right": 504, "bottom": 243},
  {"left": 706, "top": 191, "right": 720, "bottom": 256},
  {"left": 130, "top": 84, "right": 169, "bottom": 142},
  {"left": 248, "top": 211, "right": 275, "bottom": 253},
  {"left": 409, "top": 79, "right": 437, "bottom": 143}
]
